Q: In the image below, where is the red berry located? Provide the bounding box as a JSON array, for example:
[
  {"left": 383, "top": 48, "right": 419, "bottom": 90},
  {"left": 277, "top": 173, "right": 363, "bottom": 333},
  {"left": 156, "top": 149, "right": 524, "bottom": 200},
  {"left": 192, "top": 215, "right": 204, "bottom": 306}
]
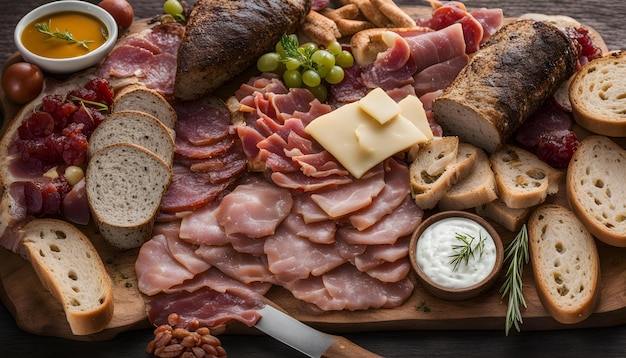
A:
[{"left": 535, "top": 130, "right": 579, "bottom": 169}]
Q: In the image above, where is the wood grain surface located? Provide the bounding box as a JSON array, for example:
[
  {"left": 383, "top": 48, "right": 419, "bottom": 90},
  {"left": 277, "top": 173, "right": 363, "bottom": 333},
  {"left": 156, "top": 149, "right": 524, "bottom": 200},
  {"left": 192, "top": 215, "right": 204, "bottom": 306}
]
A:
[{"left": 1, "top": 1, "right": 625, "bottom": 357}]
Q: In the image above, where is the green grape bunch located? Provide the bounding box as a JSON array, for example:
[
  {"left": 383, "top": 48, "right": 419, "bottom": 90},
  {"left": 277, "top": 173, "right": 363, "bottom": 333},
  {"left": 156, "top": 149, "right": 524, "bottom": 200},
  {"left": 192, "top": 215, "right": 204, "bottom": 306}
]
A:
[{"left": 256, "top": 34, "right": 355, "bottom": 102}]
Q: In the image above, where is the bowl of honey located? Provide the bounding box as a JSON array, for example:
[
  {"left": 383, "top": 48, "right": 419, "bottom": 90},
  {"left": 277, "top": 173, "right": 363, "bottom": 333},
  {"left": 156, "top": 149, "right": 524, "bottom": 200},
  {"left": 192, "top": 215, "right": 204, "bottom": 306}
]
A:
[{"left": 14, "top": 1, "right": 118, "bottom": 74}]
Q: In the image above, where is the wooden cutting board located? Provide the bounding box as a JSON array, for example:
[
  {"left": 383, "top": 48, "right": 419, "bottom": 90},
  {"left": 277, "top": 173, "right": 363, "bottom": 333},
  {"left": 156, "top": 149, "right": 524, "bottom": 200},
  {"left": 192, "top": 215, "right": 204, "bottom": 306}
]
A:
[{"left": 2, "top": 6, "right": 625, "bottom": 342}]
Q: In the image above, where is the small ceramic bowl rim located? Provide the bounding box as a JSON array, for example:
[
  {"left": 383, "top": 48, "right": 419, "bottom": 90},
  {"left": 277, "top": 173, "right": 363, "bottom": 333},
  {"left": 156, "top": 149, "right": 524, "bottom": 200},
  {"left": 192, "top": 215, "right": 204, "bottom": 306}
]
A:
[
  {"left": 409, "top": 210, "right": 504, "bottom": 301},
  {"left": 14, "top": 0, "right": 118, "bottom": 74}
]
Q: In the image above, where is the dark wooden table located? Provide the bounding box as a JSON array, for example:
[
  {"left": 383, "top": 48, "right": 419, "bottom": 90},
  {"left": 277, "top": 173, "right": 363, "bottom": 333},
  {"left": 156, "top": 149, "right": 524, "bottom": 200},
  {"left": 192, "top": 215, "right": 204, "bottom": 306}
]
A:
[{"left": 1, "top": 1, "right": 625, "bottom": 357}]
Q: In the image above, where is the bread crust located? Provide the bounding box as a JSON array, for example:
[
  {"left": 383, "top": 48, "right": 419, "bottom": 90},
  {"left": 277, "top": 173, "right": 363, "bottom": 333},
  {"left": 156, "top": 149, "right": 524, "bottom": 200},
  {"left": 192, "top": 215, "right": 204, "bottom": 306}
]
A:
[{"left": 528, "top": 204, "right": 601, "bottom": 324}]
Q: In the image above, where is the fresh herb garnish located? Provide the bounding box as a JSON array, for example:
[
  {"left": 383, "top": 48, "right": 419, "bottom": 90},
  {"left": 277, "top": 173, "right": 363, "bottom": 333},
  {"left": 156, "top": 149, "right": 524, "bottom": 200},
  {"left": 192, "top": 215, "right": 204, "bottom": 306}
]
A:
[
  {"left": 280, "top": 34, "right": 317, "bottom": 71},
  {"left": 69, "top": 95, "right": 109, "bottom": 112},
  {"left": 35, "top": 20, "right": 94, "bottom": 50},
  {"left": 448, "top": 231, "right": 486, "bottom": 271},
  {"left": 500, "top": 224, "right": 529, "bottom": 335}
]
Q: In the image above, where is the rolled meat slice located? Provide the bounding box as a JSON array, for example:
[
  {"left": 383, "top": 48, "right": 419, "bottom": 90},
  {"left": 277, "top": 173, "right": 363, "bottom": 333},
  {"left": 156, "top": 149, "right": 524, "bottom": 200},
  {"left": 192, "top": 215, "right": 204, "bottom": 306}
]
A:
[{"left": 432, "top": 20, "right": 578, "bottom": 153}]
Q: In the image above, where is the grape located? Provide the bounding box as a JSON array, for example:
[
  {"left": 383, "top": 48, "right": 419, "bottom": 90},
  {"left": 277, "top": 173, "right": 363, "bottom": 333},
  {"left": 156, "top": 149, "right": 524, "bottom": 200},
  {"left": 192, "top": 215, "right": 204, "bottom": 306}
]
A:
[
  {"left": 284, "top": 58, "right": 302, "bottom": 71},
  {"left": 311, "top": 50, "right": 335, "bottom": 69},
  {"left": 163, "top": 0, "right": 183, "bottom": 17},
  {"left": 325, "top": 66, "right": 345, "bottom": 85},
  {"left": 257, "top": 52, "right": 281, "bottom": 72},
  {"left": 302, "top": 70, "right": 321, "bottom": 87},
  {"left": 327, "top": 41, "right": 342, "bottom": 55},
  {"left": 299, "top": 42, "right": 318, "bottom": 54},
  {"left": 335, "top": 50, "right": 354, "bottom": 68},
  {"left": 283, "top": 69, "right": 303, "bottom": 88},
  {"left": 307, "top": 84, "right": 328, "bottom": 102}
]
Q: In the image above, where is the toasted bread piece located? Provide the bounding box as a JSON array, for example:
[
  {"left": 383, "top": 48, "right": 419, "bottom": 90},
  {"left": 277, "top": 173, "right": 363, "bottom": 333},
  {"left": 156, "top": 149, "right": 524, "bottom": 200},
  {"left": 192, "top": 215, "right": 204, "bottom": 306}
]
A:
[
  {"left": 21, "top": 219, "right": 113, "bottom": 335},
  {"left": 475, "top": 199, "right": 531, "bottom": 232},
  {"left": 567, "top": 135, "right": 626, "bottom": 246},
  {"left": 438, "top": 147, "right": 497, "bottom": 211},
  {"left": 86, "top": 143, "right": 172, "bottom": 250},
  {"left": 88, "top": 110, "right": 175, "bottom": 166},
  {"left": 490, "top": 144, "right": 562, "bottom": 209},
  {"left": 410, "top": 137, "right": 478, "bottom": 210},
  {"left": 528, "top": 204, "right": 601, "bottom": 324},
  {"left": 569, "top": 51, "right": 626, "bottom": 136},
  {"left": 111, "top": 84, "right": 177, "bottom": 129}
]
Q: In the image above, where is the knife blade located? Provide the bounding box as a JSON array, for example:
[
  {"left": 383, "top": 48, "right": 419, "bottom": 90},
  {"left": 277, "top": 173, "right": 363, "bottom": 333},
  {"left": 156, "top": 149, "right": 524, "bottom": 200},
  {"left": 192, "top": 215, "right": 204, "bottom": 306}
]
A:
[{"left": 255, "top": 304, "right": 382, "bottom": 358}]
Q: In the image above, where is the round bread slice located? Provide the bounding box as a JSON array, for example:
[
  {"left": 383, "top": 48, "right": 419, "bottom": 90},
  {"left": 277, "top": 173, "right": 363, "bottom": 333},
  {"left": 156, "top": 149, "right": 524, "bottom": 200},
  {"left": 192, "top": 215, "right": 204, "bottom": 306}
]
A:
[
  {"left": 88, "top": 110, "right": 175, "bottom": 166},
  {"left": 86, "top": 143, "right": 172, "bottom": 250},
  {"left": 111, "top": 84, "right": 177, "bottom": 129},
  {"left": 567, "top": 135, "right": 626, "bottom": 246},
  {"left": 528, "top": 204, "right": 601, "bottom": 324},
  {"left": 569, "top": 51, "right": 626, "bottom": 136},
  {"left": 21, "top": 218, "right": 114, "bottom": 335}
]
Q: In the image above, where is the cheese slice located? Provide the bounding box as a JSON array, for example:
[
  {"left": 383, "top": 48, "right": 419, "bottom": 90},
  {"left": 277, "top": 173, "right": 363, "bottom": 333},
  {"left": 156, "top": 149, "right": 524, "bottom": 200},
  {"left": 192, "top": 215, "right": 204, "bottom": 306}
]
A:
[
  {"left": 398, "top": 95, "right": 433, "bottom": 140},
  {"left": 305, "top": 99, "right": 428, "bottom": 178},
  {"left": 358, "top": 87, "right": 401, "bottom": 124}
]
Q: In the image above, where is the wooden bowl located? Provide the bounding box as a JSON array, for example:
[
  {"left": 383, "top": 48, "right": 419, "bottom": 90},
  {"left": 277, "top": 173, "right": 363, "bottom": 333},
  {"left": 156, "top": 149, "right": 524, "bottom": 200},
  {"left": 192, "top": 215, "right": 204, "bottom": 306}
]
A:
[{"left": 409, "top": 211, "right": 504, "bottom": 301}]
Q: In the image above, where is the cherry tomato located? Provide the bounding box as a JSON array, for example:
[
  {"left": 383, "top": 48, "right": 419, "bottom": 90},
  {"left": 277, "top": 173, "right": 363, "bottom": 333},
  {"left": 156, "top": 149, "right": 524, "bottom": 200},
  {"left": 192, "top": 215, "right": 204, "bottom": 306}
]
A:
[
  {"left": 2, "top": 62, "right": 44, "bottom": 104},
  {"left": 98, "top": 0, "right": 134, "bottom": 30}
]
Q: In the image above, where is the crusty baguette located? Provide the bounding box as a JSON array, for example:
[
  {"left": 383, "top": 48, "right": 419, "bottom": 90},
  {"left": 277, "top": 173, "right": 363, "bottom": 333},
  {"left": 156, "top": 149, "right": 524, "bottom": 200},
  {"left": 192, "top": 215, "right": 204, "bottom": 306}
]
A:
[
  {"left": 475, "top": 199, "right": 531, "bottom": 232},
  {"left": 111, "top": 84, "right": 177, "bottom": 129},
  {"left": 21, "top": 219, "right": 114, "bottom": 335},
  {"left": 528, "top": 204, "right": 601, "bottom": 324},
  {"left": 569, "top": 51, "right": 626, "bottom": 136},
  {"left": 88, "top": 110, "right": 175, "bottom": 166},
  {"left": 410, "top": 137, "right": 478, "bottom": 210},
  {"left": 490, "top": 144, "right": 563, "bottom": 209},
  {"left": 86, "top": 143, "right": 172, "bottom": 250},
  {"left": 432, "top": 20, "right": 577, "bottom": 153},
  {"left": 567, "top": 135, "right": 626, "bottom": 247},
  {"left": 438, "top": 147, "right": 498, "bottom": 211}
]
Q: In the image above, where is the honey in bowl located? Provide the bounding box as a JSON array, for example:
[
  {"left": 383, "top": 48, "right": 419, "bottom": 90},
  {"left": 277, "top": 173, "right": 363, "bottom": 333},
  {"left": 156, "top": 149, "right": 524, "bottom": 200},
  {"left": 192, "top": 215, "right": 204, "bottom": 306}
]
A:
[{"left": 20, "top": 11, "right": 108, "bottom": 59}]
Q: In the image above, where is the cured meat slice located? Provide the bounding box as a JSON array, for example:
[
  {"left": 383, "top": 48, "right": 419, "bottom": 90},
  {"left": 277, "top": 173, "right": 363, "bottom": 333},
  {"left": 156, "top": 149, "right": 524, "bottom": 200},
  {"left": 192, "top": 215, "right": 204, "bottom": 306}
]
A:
[
  {"left": 174, "top": 136, "right": 234, "bottom": 159},
  {"left": 413, "top": 54, "right": 469, "bottom": 97},
  {"left": 136, "top": 234, "right": 195, "bottom": 296},
  {"left": 146, "top": 287, "right": 263, "bottom": 329},
  {"left": 364, "top": 258, "right": 412, "bottom": 283},
  {"left": 264, "top": 226, "right": 346, "bottom": 283},
  {"left": 281, "top": 212, "right": 336, "bottom": 244},
  {"left": 353, "top": 236, "right": 411, "bottom": 272},
  {"left": 172, "top": 97, "right": 231, "bottom": 146},
  {"left": 271, "top": 171, "right": 352, "bottom": 192},
  {"left": 164, "top": 267, "right": 272, "bottom": 297},
  {"left": 179, "top": 201, "right": 230, "bottom": 246},
  {"left": 195, "top": 244, "right": 276, "bottom": 284},
  {"left": 337, "top": 196, "right": 423, "bottom": 245},
  {"left": 216, "top": 176, "right": 292, "bottom": 238},
  {"left": 165, "top": 231, "right": 211, "bottom": 275}
]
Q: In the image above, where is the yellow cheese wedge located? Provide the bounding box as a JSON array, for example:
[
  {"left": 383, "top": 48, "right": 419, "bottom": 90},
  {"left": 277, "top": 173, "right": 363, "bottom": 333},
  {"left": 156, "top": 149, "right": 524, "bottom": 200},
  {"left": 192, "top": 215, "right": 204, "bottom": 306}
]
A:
[
  {"left": 398, "top": 95, "right": 433, "bottom": 140},
  {"left": 358, "top": 87, "right": 401, "bottom": 124},
  {"left": 306, "top": 95, "right": 429, "bottom": 178}
]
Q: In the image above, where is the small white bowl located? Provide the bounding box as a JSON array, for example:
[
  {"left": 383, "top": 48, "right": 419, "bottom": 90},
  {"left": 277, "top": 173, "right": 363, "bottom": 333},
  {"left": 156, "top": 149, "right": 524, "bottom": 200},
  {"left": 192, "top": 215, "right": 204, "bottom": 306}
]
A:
[{"left": 14, "top": 1, "right": 118, "bottom": 74}]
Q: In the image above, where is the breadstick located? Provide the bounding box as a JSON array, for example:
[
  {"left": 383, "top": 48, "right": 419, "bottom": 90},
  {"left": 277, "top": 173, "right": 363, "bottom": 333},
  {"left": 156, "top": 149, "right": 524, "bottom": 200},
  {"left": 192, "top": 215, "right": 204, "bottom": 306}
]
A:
[
  {"left": 320, "top": 4, "right": 360, "bottom": 21},
  {"left": 353, "top": 0, "right": 392, "bottom": 28},
  {"left": 301, "top": 10, "right": 342, "bottom": 46},
  {"left": 336, "top": 18, "right": 376, "bottom": 36},
  {"left": 370, "top": 0, "right": 416, "bottom": 28}
]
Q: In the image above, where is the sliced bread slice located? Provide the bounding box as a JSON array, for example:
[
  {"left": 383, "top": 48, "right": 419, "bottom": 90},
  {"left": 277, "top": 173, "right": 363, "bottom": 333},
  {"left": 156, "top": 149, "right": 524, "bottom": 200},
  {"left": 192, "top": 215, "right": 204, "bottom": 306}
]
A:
[
  {"left": 475, "top": 199, "right": 531, "bottom": 232},
  {"left": 528, "top": 204, "right": 601, "bottom": 324},
  {"left": 490, "top": 144, "right": 562, "bottom": 209},
  {"left": 88, "top": 110, "right": 176, "bottom": 166},
  {"left": 86, "top": 143, "right": 172, "bottom": 250},
  {"left": 438, "top": 147, "right": 498, "bottom": 211},
  {"left": 111, "top": 84, "right": 177, "bottom": 129},
  {"left": 567, "top": 135, "right": 626, "bottom": 247},
  {"left": 21, "top": 218, "right": 114, "bottom": 335},
  {"left": 410, "top": 137, "right": 478, "bottom": 210},
  {"left": 569, "top": 51, "right": 626, "bottom": 136}
]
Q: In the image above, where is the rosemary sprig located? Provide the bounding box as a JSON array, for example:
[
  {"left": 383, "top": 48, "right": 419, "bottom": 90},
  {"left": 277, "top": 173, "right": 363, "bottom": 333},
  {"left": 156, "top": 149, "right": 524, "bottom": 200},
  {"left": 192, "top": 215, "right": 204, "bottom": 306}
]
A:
[
  {"left": 280, "top": 34, "right": 316, "bottom": 71},
  {"left": 69, "top": 95, "right": 109, "bottom": 112},
  {"left": 448, "top": 231, "right": 486, "bottom": 271},
  {"left": 500, "top": 224, "right": 529, "bottom": 336},
  {"left": 35, "top": 20, "right": 94, "bottom": 50}
]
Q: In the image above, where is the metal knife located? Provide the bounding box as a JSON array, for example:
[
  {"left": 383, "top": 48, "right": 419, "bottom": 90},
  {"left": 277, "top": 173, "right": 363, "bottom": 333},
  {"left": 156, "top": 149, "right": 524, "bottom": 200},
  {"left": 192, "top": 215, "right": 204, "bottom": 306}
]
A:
[{"left": 255, "top": 304, "right": 382, "bottom": 358}]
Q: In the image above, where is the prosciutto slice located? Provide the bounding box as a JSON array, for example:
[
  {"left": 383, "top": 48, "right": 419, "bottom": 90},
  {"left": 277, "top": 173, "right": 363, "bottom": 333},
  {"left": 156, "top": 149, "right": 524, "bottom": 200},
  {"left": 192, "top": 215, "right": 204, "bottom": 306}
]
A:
[{"left": 194, "top": 244, "right": 277, "bottom": 285}]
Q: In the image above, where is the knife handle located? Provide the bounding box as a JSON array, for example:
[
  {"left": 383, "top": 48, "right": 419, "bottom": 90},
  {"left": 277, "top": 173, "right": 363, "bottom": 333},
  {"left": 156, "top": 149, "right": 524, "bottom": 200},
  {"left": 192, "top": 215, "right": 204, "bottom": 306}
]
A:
[{"left": 323, "top": 335, "right": 383, "bottom": 358}]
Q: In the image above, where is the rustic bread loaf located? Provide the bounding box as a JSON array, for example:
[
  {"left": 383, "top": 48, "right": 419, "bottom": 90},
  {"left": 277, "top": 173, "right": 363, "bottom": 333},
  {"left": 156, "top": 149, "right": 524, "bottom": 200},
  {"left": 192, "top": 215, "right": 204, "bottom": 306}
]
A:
[
  {"left": 86, "top": 143, "right": 172, "bottom": 250},
  {"left": 21, "top": 219, "right": 114, "bottom": 335},
  {"left": 475, "top": 199, "right": 531, "bottom": 232},
  {"left": 528, "top": 204, "right": 601, "bottom": 324},
  {"left": 569, "top": 51, "right": 626, "bottom": 136},
  {"left": 111, "top": 84, "right": 177, "bottom": 129},
  {"left": 432, "top": 20, "right": 577, "bottom": 153},
  {"left": 88, "top": 110, "right": 175, "bottom": 166},
  {"left": 410, "top": 137, "right": 478, "bottom": 210},
  {"left": 567, "top": 135, "right": 626, "bottom": 247},
  {"left": 490, "top": 144, "right": 562, "bottom": 209},
  {"left": 438, "top": 147, "right": 498, "bottom": 211}
]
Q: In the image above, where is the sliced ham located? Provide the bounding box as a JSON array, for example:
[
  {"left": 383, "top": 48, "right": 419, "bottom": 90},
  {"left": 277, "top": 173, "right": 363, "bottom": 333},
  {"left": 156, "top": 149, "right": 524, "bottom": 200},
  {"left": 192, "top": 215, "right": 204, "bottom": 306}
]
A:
[
  {"left": 178, "top": 201, "right": 230, "bottom": 246},
  {"left": 164, "top": 267, "right": 272, "bottom": 297},
  {"left": 195, "top": 244, "right": 276, "bottom": 284},
  {"left": 281, "top": 212, "right": 336, "bottom": 244},
  {"left": 164, "top": 231, "right": 211, "bottom": 275},
  {"left": 364, "top": 258, "right": 412, "bottom": 283},
  {"left": 413, "top": 54, "right": 469, "bottom": 97}
]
